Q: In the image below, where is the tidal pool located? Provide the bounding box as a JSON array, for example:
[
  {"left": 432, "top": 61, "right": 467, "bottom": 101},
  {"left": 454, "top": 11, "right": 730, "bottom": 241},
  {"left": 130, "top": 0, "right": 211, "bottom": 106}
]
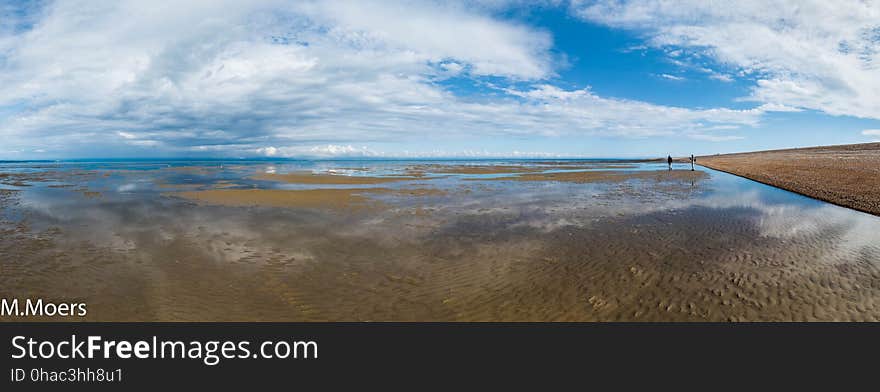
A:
[{"left": 1, "top": 159, "right": 879, "bottom": 321}]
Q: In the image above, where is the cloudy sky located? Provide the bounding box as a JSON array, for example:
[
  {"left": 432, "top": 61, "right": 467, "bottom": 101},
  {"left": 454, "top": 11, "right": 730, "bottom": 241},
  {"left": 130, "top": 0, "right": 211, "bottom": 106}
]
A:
[{"left": 1, "top": 0, "right": 879, "bottom": 159}]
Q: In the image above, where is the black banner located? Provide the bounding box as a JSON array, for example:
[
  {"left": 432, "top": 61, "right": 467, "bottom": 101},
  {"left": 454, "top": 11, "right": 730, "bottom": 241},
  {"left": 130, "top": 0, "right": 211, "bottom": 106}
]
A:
[{"left": 0, "top": 323, "right": 875, "bottom": 389}]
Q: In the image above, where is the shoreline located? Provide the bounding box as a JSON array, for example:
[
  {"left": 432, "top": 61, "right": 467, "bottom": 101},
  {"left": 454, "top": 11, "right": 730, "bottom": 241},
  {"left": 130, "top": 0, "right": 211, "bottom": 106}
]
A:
[
  {"left": 698, "top": 163, "right": 880, "bottom": 218},
  {"left": 698, "top": 142, "right": 880, "bottom": 217}
]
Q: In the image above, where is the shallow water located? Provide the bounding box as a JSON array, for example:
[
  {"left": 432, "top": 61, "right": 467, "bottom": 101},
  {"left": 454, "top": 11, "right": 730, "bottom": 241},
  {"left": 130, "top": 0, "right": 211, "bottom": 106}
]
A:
[{"left": 1, "top": 159, "right": 879, "bottom": 321}]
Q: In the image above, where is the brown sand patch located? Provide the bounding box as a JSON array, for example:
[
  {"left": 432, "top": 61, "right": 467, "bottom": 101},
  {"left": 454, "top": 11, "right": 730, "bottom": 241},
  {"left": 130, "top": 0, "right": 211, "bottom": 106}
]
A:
[
  {"left": 699, "top": 142, "right": 880, "bottom": 216},
  {"left": 0, "top": 173, "right": 32, "bottom": 187},
  {"left": 477, "top": 169, "right": 707, "bottom": 183},
  {"left": 254, "top": 172, "right": 417, "bottom": 184}
]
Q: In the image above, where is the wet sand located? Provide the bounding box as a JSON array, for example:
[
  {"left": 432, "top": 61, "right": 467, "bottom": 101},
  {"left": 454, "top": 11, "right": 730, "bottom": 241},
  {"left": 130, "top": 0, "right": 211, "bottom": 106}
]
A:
[
  {"left": 2, "top": 160, "right": 880, "bottom": 321},
  {"left": 699, "top": 143, "right": 880, "bottom": 216}
]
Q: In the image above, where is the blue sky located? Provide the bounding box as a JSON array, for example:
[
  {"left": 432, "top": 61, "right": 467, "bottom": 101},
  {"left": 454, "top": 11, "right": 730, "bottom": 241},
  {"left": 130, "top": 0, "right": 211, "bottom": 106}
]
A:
[{"left": 1, "top": 0, "right": 879, "bottom": 159}]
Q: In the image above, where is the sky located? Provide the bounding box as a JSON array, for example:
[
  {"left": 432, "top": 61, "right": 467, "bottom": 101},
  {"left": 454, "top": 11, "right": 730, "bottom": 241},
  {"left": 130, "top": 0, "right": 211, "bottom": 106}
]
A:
[{"left": 1, "top": 0, "right": 879, "bottom": 160}]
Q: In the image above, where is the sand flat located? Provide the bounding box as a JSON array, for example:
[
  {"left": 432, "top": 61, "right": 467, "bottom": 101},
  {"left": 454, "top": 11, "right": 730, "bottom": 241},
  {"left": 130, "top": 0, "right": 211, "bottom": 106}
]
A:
[{"left": 699, "top": 142, "right": 880, "bottom": 215}]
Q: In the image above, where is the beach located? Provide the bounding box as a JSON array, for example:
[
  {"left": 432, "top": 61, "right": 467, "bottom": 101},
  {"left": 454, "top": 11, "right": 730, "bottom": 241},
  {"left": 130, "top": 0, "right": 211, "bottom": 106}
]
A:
[
  {"left": 1, "top": 159, "right": 880, "bottom": 321},
  {"left": 699, "top": 143, "right": 880, "bottom": 216}
]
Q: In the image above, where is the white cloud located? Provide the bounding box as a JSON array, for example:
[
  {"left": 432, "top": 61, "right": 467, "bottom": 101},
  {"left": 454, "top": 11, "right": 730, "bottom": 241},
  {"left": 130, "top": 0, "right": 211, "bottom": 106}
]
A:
[
  {"left": 862, "top": 129, "right": 880, "bottom": 136},
  {"left": 257, "top": 144, "right": 381, "bottom": 158},
  {"left": 0, "top": 0, "right": 776, "bottom": 157},
  {"left": 708, "top": 73, "right": 733, "bottom": 83},
  {"left": 574, "top": 0, "right": 880, "bottom": 120},
  {"left": 495, "top": 84, "right": 772, "bottom": 138},
  {"left": 295, "top": 0, "right": 554, "bottom": 79},
  {"left": 658, "top": 73, "right": 684, "bottom": 81},
  {"left": 256, "top": 146, "right": 279, "bottom": 157}
]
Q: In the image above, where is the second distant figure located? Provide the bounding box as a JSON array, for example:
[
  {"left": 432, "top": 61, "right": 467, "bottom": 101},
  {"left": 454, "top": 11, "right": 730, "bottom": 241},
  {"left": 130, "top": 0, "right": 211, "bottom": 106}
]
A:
[{"left": 667, "top": 155, "right": 672, "bottom": 170}]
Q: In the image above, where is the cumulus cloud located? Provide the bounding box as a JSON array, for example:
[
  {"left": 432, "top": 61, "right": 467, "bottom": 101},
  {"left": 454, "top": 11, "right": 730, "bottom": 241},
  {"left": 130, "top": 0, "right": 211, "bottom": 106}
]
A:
[
  {"left": 573, "top": 0, "right": 880, "bottom": 120},
  {"left": 0, "top": 0, "right": 773, "bottom": 157},
  {"left": 708, "top": 73, "right": 733, "bottom": 83},
  {"left": 262, "top": 144, "right": 382, "bottom": 158},
  {"left": 497, "top": 84, "right": 775, "bottom": 138}
]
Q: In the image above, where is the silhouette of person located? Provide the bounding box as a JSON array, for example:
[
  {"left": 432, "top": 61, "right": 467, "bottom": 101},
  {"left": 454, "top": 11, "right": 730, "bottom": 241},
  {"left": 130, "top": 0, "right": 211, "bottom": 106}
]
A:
[
  {"left": 667, "top": 155, "right": 672, "bottom": 170},
  {"left": 690, "top": 154, "right": 695, "bottom": 171}
]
